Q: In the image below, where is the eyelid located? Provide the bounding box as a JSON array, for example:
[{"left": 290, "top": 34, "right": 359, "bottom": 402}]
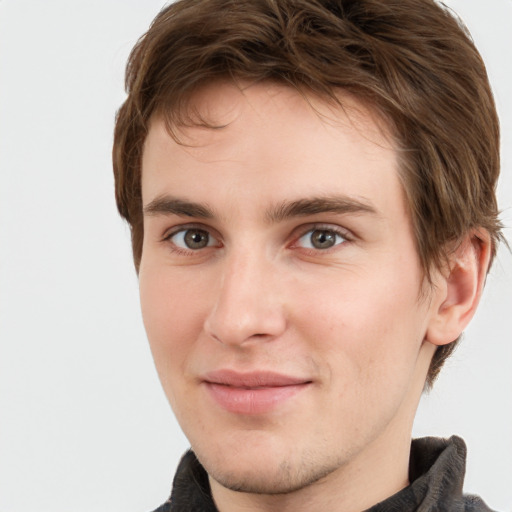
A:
[
  {"left": 161, "top": 223, "right": 223, "bottom": 252},
  {"left": 162, "top": 222, "right": 219, "bottom": 240},
  {"left": 289, "top": 223, "right": 353, "bottom": 250}
]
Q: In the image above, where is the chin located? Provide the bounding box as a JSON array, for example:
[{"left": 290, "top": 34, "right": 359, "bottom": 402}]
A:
[{"left": 197, "top": 442, "right": 343, "bottom": 495}]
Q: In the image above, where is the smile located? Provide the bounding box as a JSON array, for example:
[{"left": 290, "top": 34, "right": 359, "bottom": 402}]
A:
[{"left": 202, "top": 370, "right": 312, "bottom": 415}]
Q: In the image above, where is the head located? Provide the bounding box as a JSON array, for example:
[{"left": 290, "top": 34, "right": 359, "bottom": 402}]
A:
[
  {"left": 113, "top": 0, "right": 501, "bottom": 504},
  {"left": 114, "top": 0, "right": 501, "bottom": 387}
]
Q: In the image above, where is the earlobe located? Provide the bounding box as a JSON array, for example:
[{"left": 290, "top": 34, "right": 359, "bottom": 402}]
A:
[{"left": 426, "top": 231, "right": 491, "bottom": 347}]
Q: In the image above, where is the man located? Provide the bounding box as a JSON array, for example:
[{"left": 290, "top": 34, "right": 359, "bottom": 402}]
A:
[{"left": 112, "top": 0, "right": 503, "bottom": 510}]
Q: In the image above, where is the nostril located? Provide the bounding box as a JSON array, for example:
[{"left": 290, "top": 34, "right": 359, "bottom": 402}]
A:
[
  {"left": 210, "top": 333, "right": 222, "bottom": 343},
  {"left": 203, "top": 293, "right": 287, "bottom": 346}
]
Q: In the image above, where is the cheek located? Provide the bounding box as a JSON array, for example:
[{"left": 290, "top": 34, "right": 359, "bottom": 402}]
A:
[
  {"left": 294, "top": 265, "right": 427, "bottom": 381},
  {"left": 139, "top": 265, "right": 210, "bottom": 386}
]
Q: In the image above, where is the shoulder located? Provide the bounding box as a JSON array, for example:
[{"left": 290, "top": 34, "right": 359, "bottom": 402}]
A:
[
  {"left": 150, "top": 502, "right": 171, "bottom": 512},
  {"left": 462, "top": 494, "right": 498, "bottom": 512}
]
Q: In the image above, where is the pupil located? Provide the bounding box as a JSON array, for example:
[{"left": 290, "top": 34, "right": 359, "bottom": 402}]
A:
[
  {"left": 185, "top": 229, "right": 208, "bottom": 249},
  {"left": 311, "top": 230, "right": 335, "bottom": 249}
]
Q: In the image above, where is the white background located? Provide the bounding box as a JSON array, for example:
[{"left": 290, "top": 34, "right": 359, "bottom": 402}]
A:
[{"left": 0, "top": 1, "right": 510, "bottom": 511}]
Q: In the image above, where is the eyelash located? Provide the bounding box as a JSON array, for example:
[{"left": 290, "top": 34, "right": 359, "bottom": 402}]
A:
[
  {"left": 291, "top": 224, "right": 351, "bottom": 253},
  {"left": 161, "top": 224, "right": 222, "bottom": 255},
  {"left": 161, "top": 223, "right": 352, "bottom": 255}
]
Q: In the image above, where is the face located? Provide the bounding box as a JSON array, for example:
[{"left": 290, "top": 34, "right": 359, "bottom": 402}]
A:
[{"left": 139, "top": 83, "right": 439, "bottom": 496}]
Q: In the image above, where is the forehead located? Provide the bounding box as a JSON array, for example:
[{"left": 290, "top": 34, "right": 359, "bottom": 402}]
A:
[
  {"left": 141, "top": 81, "right": 405, "bottom": 221},
  {"left": 153, "top": 81, "right": 395, "bottom": 155}
]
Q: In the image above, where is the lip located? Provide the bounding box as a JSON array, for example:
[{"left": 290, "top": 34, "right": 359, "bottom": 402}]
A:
[{"left": 202, "top": 369, "right": 312, "bottom": 415}]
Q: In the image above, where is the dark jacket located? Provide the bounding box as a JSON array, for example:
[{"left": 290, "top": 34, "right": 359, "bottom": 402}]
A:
[{"left": 152, "top": 436, "right": 496, "bottom": 511}]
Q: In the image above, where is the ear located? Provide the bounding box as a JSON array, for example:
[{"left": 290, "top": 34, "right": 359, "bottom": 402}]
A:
[{"left": 426, "top": 230, "right": 492, "bottom": 346}]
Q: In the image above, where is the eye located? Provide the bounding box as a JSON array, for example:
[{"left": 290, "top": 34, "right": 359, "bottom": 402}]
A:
[
  {"left": 296, "top": 228, "right": 347, "bottom": 250},
  {"left": 167, "top": 228, "right": 218, "bottom": 250}
]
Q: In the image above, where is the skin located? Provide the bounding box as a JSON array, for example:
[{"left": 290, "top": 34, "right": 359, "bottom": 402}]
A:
[{"left": 138, "top": 82, "right": 488, "bottom": 512}]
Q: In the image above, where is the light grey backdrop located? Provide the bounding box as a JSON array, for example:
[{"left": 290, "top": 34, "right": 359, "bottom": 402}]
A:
[{"left": 0, "top": 1, "right": 510, "bottom": 511}]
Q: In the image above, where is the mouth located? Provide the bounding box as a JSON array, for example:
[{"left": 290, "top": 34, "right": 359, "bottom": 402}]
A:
[{"left": 202, "top": 369, "right": 312, "bottom": 415}]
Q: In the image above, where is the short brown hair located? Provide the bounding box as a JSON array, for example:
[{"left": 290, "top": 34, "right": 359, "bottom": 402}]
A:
[{"left": 113, "top": 0, "right": 502, "bottom": 385}]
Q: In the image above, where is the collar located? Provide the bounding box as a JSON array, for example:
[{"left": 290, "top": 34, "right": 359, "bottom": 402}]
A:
[{"left": 156, "top": 436, "right": 494, "bottom": 511}]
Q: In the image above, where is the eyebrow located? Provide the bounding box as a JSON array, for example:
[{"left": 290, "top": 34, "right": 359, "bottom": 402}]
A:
[
  {"left": 143, "top": 196, "right": 214, "bottom": 218},
  {"left": 143, "top": 194, "right": 378, "bottom": 222},
  {"left": 266, "top": 196, "right": 378, "bottom": 223}
]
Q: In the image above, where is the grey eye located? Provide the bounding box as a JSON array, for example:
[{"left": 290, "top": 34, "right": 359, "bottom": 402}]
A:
[
  {"left": 172, "top": 229, "right": 213, "bottom": 249},
  {"left": 297, "top": 229, "right": 346, "bottom": 250}
]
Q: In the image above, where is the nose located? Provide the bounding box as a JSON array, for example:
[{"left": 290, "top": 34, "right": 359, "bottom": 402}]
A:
[{"left": 204, "top": 251, "right": 287, "bottom": 347}]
